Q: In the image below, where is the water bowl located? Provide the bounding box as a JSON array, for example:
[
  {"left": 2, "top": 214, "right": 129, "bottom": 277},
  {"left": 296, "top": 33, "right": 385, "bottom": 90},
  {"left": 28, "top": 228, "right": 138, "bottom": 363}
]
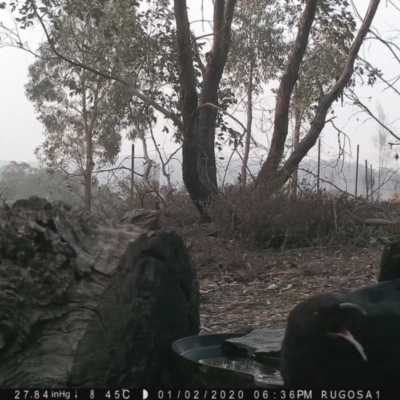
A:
[{"left": 172, "top": 333, "right": 283, "bottom": 388}]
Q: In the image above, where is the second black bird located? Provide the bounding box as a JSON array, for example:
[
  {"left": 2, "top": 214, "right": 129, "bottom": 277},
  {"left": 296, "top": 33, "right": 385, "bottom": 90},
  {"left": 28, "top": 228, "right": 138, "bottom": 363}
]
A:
[{"left": 378, "top": 241, "right": 400, "bottom": 282}]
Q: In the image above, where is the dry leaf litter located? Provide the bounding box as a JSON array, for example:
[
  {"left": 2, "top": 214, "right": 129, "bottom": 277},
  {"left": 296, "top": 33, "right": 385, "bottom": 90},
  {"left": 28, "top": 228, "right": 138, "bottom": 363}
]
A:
[{"left": 185, "top": 231, "right": 381, "bottom": 335}]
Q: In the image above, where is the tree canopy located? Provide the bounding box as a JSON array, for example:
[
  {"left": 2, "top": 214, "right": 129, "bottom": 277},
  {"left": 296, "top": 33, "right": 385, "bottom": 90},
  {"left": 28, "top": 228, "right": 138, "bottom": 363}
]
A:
[{"left": 2, "top": 0, "right": 382, "bottom": 218}]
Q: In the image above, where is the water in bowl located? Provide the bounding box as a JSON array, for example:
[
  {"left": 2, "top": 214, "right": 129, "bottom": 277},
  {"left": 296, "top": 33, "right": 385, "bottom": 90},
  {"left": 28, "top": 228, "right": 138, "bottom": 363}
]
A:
[{"left": 199, "top": 356, "right": 282, "bottom": 386}]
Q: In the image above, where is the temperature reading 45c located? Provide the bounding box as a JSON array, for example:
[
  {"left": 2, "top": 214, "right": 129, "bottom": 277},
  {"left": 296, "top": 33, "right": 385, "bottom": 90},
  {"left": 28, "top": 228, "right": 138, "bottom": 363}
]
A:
[{"left": 105, "top": 390, "right": 131, "bottom": 399}]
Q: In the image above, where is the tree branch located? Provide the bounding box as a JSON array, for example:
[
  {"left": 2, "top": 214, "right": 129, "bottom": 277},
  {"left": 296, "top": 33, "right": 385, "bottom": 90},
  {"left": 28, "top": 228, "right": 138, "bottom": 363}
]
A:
[
  {"left": 280, "top": 0, "right": 381, "bottom": 184},
  {"left": 258, "top": 0, "right": 318, "bottom": 179},
  {"left": 208, "top": 0, "right": 236, "bottom": 72},
  {"left": 33, "top": 8, "right": 184, "bottom": 131},
  {"left": 347, "top": 89, "right": 400, "bottom": 141},
  {"left": 324, "top": 1, "right": 380, "bottom": 105},
  {"left": 174, "top": 0, "right": 199, "bottom": 135}
]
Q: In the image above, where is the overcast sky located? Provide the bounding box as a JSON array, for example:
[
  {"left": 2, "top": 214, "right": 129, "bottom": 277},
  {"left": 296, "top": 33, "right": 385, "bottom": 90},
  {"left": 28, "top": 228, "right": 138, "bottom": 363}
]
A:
[{"left": 1, "top": 1, "right": 400, "bottom": 179}]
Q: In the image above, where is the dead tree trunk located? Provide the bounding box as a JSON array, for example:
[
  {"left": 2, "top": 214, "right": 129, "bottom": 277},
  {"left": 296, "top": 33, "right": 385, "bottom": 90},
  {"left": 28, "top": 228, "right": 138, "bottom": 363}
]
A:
[
  {"left": 291, "top": 107, "right": 301, "bottom": 199},
  {"left": 370, "top": 164, "right": 374, "bottom": 202},
  {"left": 0, "top": 197, "right": 199, "bottom": 388},
  {"left": 241, "top": 64, "right": 253, "bottom": 186},
  {"left": 81, "top": 72, "right": 98, "bottom": 213},
  {"left": 365, "top": 160, "right": 369, "bottom": 200}
]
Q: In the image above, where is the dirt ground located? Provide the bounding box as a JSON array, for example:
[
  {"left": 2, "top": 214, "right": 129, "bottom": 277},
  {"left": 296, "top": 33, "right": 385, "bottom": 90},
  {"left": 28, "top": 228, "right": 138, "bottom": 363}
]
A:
[{"left": 187, "top": 233, "right": 383, "bottom": 334}]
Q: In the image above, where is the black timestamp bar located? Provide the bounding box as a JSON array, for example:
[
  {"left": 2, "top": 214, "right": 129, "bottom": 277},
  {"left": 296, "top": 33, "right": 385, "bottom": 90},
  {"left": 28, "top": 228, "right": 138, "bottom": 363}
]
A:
[
  {"left": 9, "top": 389, "right": 133, "bottom": 400},
  {"left": 1, "top": 389, "right": 388, "bottom": 400},
  {"left": 153, "top": 389, "right": 383, "bottom": 400}
]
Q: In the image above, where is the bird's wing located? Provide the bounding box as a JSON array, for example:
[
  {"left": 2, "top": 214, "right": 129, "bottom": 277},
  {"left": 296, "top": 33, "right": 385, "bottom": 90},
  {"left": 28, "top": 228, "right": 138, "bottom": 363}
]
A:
[{"left": 354, "top": 279, "right": 400, "bottom": 304}]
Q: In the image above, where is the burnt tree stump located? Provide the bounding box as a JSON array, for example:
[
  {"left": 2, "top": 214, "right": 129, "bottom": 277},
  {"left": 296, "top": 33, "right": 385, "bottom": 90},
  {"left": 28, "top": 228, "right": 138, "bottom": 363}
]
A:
[{"left": 0, "top": 197, "right": 199, "bottom": 388}]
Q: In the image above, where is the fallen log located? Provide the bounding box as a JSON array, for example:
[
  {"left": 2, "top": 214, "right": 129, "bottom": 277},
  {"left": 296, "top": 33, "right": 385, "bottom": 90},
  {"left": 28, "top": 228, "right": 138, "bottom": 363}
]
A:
[
  {"left": 0, "top": 197, "right": 199, "bottom": 388},
  {"left": 120, "top": 209, "right": 160, "bottom": 230}
]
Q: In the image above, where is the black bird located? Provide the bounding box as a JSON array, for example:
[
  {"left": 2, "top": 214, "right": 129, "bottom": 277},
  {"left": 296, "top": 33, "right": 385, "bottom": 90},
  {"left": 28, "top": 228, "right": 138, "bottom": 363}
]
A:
[
  {"left": 378, "top": 242, "right": 400, "bottom": 282},
  {"left": 280, "top": 279, "right": 400, "bottom": 388}
]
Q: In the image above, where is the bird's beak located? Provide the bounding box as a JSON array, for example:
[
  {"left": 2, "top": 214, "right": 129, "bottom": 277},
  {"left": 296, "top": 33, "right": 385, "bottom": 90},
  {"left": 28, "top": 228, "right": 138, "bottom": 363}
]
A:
[
  {"left": 328, "top": 330, "right": 368, "bottom": 362},
  {"left": 339, "top": 302, "right": 367, "bottom": 315}
]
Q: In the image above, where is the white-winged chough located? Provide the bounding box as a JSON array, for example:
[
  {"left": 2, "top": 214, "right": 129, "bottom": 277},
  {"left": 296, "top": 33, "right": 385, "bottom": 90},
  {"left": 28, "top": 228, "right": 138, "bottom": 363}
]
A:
[{"left": 280, "top": 279, "right": 400, "bottom": 388}]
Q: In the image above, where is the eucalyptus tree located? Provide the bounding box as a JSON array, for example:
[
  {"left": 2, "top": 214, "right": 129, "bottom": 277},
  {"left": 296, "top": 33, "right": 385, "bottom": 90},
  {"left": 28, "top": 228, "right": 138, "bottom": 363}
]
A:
[
  {"left": 257, "top": 0, "right": 380, "bottom": 192},
  {"left": 288, "top": 0, "right": 357, "bottom": 197},
  {"left": 225, "top": 0, "right": 286, "bottom": 186},
  {"left": 25, "top": 1, "right": 151, "bottom": 211}
]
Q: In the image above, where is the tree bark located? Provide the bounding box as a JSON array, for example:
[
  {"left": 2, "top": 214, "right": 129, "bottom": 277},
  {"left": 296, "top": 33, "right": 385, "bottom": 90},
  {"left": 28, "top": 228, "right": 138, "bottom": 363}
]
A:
[
  {"left": 81, "top": 73, "right": 100, "bottom": 213},
  {"left": 370, "top": 164, "right": 374, "bottom": 201},
  {"left": 256, "top": 0, "right": 381, "bottom": 192},
  {"left": 174, "top": 0, "right": 236, "bottom": 221},
  {"left": 241, "top": 63, "right": 253, "bottom": 186},
  {"left": 291, "top": 107, "right": 301, "bottom": 199},
  {"left": 83, "top": 123, "right": 93, "bottom": 213},
  {"left": 81, "top": 74, "right": 92, "bottom": 212},
  {"left": 365, "top": 159, "right": 369, "bottom": 200},
  {"left": 257, "top": 0, "right": 318, "bottom": 185},
  {"left": 0, "top": 197, "right": 199, "bottom": 388}
]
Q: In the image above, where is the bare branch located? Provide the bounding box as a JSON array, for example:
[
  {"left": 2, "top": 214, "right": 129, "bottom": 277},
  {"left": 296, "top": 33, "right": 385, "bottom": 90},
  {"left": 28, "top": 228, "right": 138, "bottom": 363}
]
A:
[
  {"left": 196, "top": 102, "right": 247, "bottom": 134},
  {"left": 347, "top": 89, "right": 400, "bottom": 142}
]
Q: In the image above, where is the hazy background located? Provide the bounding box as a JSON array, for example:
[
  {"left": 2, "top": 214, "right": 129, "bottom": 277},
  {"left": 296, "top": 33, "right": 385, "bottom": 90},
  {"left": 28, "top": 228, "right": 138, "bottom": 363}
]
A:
[{"left": 1, "top": 1, "right": 400, "bottom": 191}]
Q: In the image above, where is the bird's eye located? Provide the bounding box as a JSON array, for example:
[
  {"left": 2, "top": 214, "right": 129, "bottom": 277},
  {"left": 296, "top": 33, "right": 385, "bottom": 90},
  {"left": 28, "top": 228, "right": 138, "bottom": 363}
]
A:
[{"left": 312, "top": 311, "right": 321, "bottom": 319}]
